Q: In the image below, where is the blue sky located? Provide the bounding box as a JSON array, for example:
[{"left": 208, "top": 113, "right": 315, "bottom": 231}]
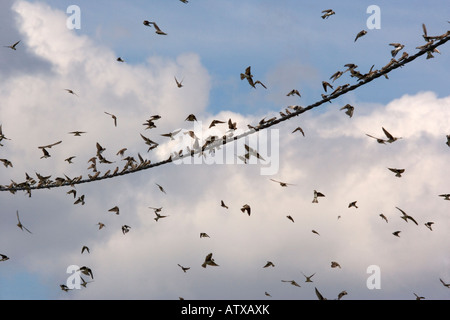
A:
[{"left": 0, "top": 0, "right": 449, "bottom": 301}]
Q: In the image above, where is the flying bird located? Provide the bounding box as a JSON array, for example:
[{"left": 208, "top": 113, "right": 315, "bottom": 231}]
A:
[
  {"left": 382, "top": 127, "right": 402, "bottom": 143},
  {"left": 0, "top": 158, "right": 13, "bottom": 168},
  {"left": 65, "top": 156, "right": 76, "bottom": 164},
  {"left": 424, "top": 222, "right": 434, "bottom": 231},
  {"left": 263, "top": 261, "right": 275, "bottom": 268},
  {"left": 122, "top": 225, "right": 131, "bottom": 234},
  {"left": 354, "top": 30, "right": 367, "bottom": 42},
  {"left": 340, "top": 104, "right": 354, "bottom": 118},
  {"left": 439, "top": 278, "right": 450, "bottom": 288},
  {"left": 312, "top": 230, "right": 320, "bottom": 236},
  {"left": 337, "top": 291, "right": 348, "bottom": 300},
  {"left": 389, "top": 43, "right": 405, "bottom": 58},
  {"left": 396, "top": 207, "right": 418, "bottom": 225},
  {"left": 379, "top": 213, "right": 388, "bottom": 223},
  {"left": 160, "top": 129, "right": 182, "bottom": 140},
  {"left": 38, "top": 140, "right": 62, "bottom": 149},
  {"left": 16, "top": 210, "right": 32, "bottom": 234},
  {"left": 241, "top": 204, "right": 251, "bottom": 216},
  {"left": 312, "top": 190, "right": 325, "bottom": 203},
  {"left": 81, "top": 246, "right": 90, "bottom": 254},
  {"left": 148, "top": 21, "right": 167, "bottom": 35},
  {"left": 154, "top": 211, "right": 168, "bottom": 222},
  {"left": 202, "top": 253, "right": 219, "bottom": 268},
  {"left": 270, "top": 179, "right": 295, "bottom": 187},
  {"left": 286, "top": 215, "right": 295, "bottom": 223},
  {"left": 292, "top": 127, "right": 305, "bottom": 136},
  {"left": 185, "top": 114, "right": 197, "bottom": 122},
  {"left": 104, "top": 112, "right": 117, "bottom": 127},
  {"left": 287, "top": 89, "right": 301, "bottom": 97},
  {"left": 331, "top": 261, "right": 341, "bottom": 269},
  {"left": 240, "top": 66, "right": 266, "bottom": 89},
  {"left": 348, "top": 201, "right": 358, "bottom": 208},
  {"left": 315, "top": 287, "right": 327, "bottom": 300},
  {"left": 97, "top": 222, "right": 105, "bottom": 230},
  {"left": 321, "top": 9, "right": 335, "bottom": 19},
  {"left": 156, "top": 183, "right": 166, "bottom": 194},
  {"left": 108, "top": 206, "right": 120, "bottom": 215},
  {"left": 4, "top": 40, "right": 20, "bottom": 50},
  {"left": 64, "top": 89, "right": 78, "bottom": 96},
  {"left": 0, "top": 254, "right": 9, "bottom": 262},
  {"left": 220, "top": 200, "right": 229, "bottom": 209},
  {"left": 393, "top": 231, "right": 401, "bottom": 237},
  {"left": 68, "top": 131, "right": 86, "bottom": 136},
  {"left": 200, "top": 232, "right": 210, "bottom": 238},
  {"left": 177, "top": 264, "right": 190, "bottom": 273},
  {"left": 322, "top": 81, "right": 333, "bottom": 92},
  {"left": 281, "top": 280, "right": 301, "bottom": 287},
  {"left": 439, "top": 194, "right": 450, "bottom": 201},
  {"left": 79, "top": 266, "right": 94, "bottom": 280},
  {"left": 388, "top": 168, "right": 405, "bottom": 178},
  {"left": 302, "top": 272, "right": 316, "bottom": 283},
  {"left": 174, "top": 76, "right": 184, "bottom": 88},
  {"left": 208, "top": 119, "right": 226, "bottom": 128},
  {"left": 117, "top": 57, "right": 125, "bottom": 62}
]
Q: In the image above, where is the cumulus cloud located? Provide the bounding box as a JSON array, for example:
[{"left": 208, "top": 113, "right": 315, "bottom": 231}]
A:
[{"left": 0, "top": 1, "right": 449, "bottom": 301}]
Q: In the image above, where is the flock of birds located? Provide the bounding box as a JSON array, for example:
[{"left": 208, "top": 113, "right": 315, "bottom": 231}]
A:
[{"left": 1, "top": 4, "right": 449, "bottom": 300}]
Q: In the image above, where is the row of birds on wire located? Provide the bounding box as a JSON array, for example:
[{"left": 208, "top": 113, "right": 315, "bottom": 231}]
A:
[{"left": 1, "top": 6, "right": 449, "bottom": 299}]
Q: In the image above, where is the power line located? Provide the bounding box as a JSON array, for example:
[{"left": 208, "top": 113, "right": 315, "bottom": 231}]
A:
[{"left": 1, "top": 33, "right": 449, "bottom": 193}]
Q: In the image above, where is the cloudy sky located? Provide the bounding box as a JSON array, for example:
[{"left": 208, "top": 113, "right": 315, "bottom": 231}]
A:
[{"left": 0, "top": 0, "right": 449, "bottom": 301}]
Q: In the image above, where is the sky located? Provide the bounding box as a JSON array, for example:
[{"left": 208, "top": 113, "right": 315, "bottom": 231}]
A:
[{"left": 0, "top": 0, "right": 449, "bottom": 301}]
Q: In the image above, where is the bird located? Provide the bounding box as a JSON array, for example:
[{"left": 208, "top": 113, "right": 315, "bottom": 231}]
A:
[
  {"left": 80, "top": 276, "right": 94, "bottom": 288},
  {"left": 264, "top": 292, "right": 272, "bottom": 297},
  {"left": 321, "top": 9, "right": 335, "bottom": 19},
  {"left": 446, "top": 135, "right": 450, "bottom": 147},
  {"left": 424, "top": 222, "right": 434, "bottom": 231},
  {"left": 156, "top": 183, "right": 166, "bottom": 194},
  {"left": 79, "top": 266, "right": 94, "bottom": 279},
  {"left": 220, "top": 200, "right": 229, "bottom": 209},
  {"left": 388, "top": 168, "right": 405, "bottom": 178},
  {"left": 68, "top": 131, "right": 86, "bottom": 136},
  {"left": 104, "top": 112, "right": 117, "bottom": 127},
  {"left": 439, "top": 278, "right": 450, "bottom": 288},
  {"left": 331, "top": 261, "right": 341, "bottom": 269},
  {"left": 348, "top": 201, "right": 358, "bottom": 208},
  {"left": 302, "top": 272, "right": 316, "bottom": 282},
  {"left": 329, "top": 70, "right": 343, "bottom": 83},
  {"left": 263, "top": 261, "right": 275, "bottom": 268},
  {"left": 208, "top": 119, "right": 226, "bottom": 128},
  {"left": 200, "top": 232, "right": 210, "bottom": 238},
  {"left": 312, "top": 190, "right": 325, "bottom": 203},
  {"left": 64, "top": 89, "right": 78, "bottom": 96},
  {"left": 202, "top": 253, "right": 219, "bottom": 268},
  {"left": 116, "top": 57, "right": 125, "bottom": 62},
  {"left": 60, "top": 284, "right": 71, "bottom": 292},
  {"left": 315, "top": 287, "right": 327, "bottom": 300},
  {"left": 38, "top": 140, "right": 62, "bottom": 149},
  {"left": 174, "top": 76, "right": 184, "bottom": 88},
  {"left": 16, "top": 211, "right": 32, "bottom": 234},
  {"left": 312, "top": 230, "right": 320, "bottom": 236},
  {"left": 286, "top": 215, "right": 295, "bottom": 223},
  {"left": 4, "top": 40, "right": 20, "bottom": 50},
  {"left": 240, "top": 66, "right": 266, "bottom": 89},
  {"left": 108, "top": 206, "right": 120, "bottom": 215},
  {"left": 40, "top": 148, "right": 51, "bottom": 159},
  {"left": 122, "top": 225, "right": 131, "bottom": 234},
  {"left": 281, "top": 280, "right": 301, "bottom": 287},
  {"left": 74, "top": 195, "right": 85, "bottom": 205},
  {"left": 322, "top": 81, "right": 333, "bottom": 92},
  {"left": 161, "top": 129, "right": 182, "bottom": 140},
  {"left": 414, "top": 293, "right": 425, "bottom": 300},
  {"left": 396, "top": 207, "right": 418, "bottom": 225},
  {"left": 148, "top": 21, "right": 167, "bottom": 35},
  {"left": 0, "top": 254, "right": 9, "bottom": 262},
  {"left": 292, "top": 127, "right": 305, "bottom": 136},
  {"left": 382, "top": 127, "right": 402, "bottom": 143},
  {"left": 365, "top": 133, "right": 387, "bottom": 144},
  {"left": 0, "top": 158, "right": 13, "bottom": 168},
  {"left": 185, "top": 114, "right": 197, "bottom": 122},
  {"left": 97, "top": 222, "right": 105, "bottom": 230},
  {"left": 241, "top": 204, "right": 251, "bottom": 216},
  {"left": 177, "top": 264, "right": 190, "bottom": 273},
  {"left": 337, "top": 290, "right": 348, "bottom": 300},
  {"left": 179, "top": 0, "right": 189, "bottom": 3},
  {"left": 154, "top": 211, "right": 168, "bottom": 222},
  {"left": 143, "top": 20, "right": 151, "bottom": 27},
  {"left": 380, "top": 214, "right": 388, "bottom": 223},
  {"left": 389, "top": 43, "right": 405, "bottom": 57},
  {"left": 393, "top": 231, "right": 401, "bottom": 237},
  {"left": 270, "top": 179, "right": 295, "bottom": 187},
  {"left": 287, "top": 89, "right": 301, "bottom": 97},
  {"left": 354, "top": 30, "right": 367, "bottom": 42},
  {"left": 439, "top": 194, "right": 450, "bottom": 201},
  {"left": 65, "top": 156, "right": 76, "bottom": 164},
  {"left": 81, "top": 246, "right": 90, "bottom": 254},
  {"left": 340, "top": 104, "right": 354, "bottom": 118}
]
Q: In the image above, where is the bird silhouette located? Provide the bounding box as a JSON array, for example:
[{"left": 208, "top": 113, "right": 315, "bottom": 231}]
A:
[
  {"left": 393, "top": 231, "right": 401, "bottom": 237},
  {"left": 104, "top": 112, "right": 117, "bottom": 127},
  {"left": 108, "top": 206, "right": 120, "bottom": 215},
  {"left": 81, "top": 246, "right": 90, "bottom": 254},
  {"left": 354, "top": 30, "right": 367, "bottom": 42},
  {"left": 16, "top": 211, "right": 32, "bottom": 234},
  {"left": 174, "top": 76, "right": 184, "bottom": 88},
  {"left": 321, "top": 9, "right": 335, "bottom": 19},
  {"left": 340, "top": 104, "right": 354, "bottom": 118},
  {"left": 286, "top": 215, "right": 295, "bottom": 223},
  {"left": 178, "top": 264, "right": 190, "bottom": 273},
  {"left": 302, "top": 272, "right": 316, "bottom": 282},
  {"left": 424, "top": 222, "right": 434, "bottom": 231},
  {"left": 348, "top": 201, "right": 358, "bottom": 208},
  {"left": 331, "top": 261, "right": 341, "bottom": 269},
  {"left": 0, "top": 254, "right": 9, "bottom": 262},
  {"left": 379, "top": 214, "right": 388, "bottom": 223},
  {"left": 388, "top": 168, "right": 405, "bottom": 178},
  {"left": 220, "top": 200, "right": 229, "bottom": 209},
  {"left": 270, "top": 179, "right": 295, "bottom": 187},
  {"left": 396, "top": 207, "right": 418, "bottom": 225},
  {"left": 4, "top": 40, "right": 20, "bottom": 50},
  {"left": 281, "top": 280, "right": 301, "bottom": 287},
  {"left": 202, "top": 253, "right": 219, "bottom": 268},
  {"left": 241, "top": 204, "right": 251, "bottom": 216},
  {"left": 263, "top": 261, "right": 275, "bottom": 268},
  {"left": 240, "top": 66, "right": 266, "bottom": 89},
  {"left": 292, "top": 127, "right": 305, "bottom": 136},
  {"left": 312, "top": 190, "right": 325, "bottom": 203}
]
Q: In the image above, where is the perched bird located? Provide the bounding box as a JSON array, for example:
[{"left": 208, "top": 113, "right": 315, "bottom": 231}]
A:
[
  {"left": 81, "top": 246, "right": 90, "bottom": 254},
  {"left": 174, "top": 76, "right": 184, "bottom": 88},
  {"left": 331, "top": 261, "right": 341, "bottom": 269},
  {"left": 16, "top": 211, "right": 32, "bottom": 234},
  {"left": 312, "top": 190, "right": 325, "bottom": 203},
  {"left": 340, "top": 104, "right": 354, "bottom": 118},
  {"left": 354, "top": 30, "right": 367, "bottom": 42},
  {"left": 0, "top": 254, "right": 9, "bottom": 262},
  {"left": 270, "top": 179, "right": 295, "bottom": 187},
  {"left": 287, "top": 89, "right": 301, "bottom": 97},
  {"left": 321, "top": 9, "right": 335, "bottom": 19},
  {"left": 302, "top": 272, "right": 316, "bottom": 283},
  {"left": 396, "top": 207, "right": 418, "bottom": 225},
  {"left": 348, "top": 201, "right": 358, "bottom": 209},
  {"left": 122, "top": 225, "right": 131, "bottom": 234},
  {"left": 202, "top": 253, "right": 219, "bottom": 268},
  {"left": 281, "top": 280, "right": 301, "bottom": 287},
  {"left": 108, "top": 206, "right": 120, "bottom": 215},
  {"left": 292, "top": 127, "right": 305, "bottom": 136},
  {"left": 388, "top": 168, "right": 405, "bottom": 178},
  {"left": 263, "top": 261, "right": 275, "bottom": 268},
  {"left": 286, "top": 215, "right": 295, "bottom": 223},
  {"left": 393, "top": 231, "right": 401, "bottom": 237},
  {"left": 241, "top": 204, "right": 251, "bottom": 216},
  {"left": 424, "top": 222, "right": 434, "bottom": 231},
  {"left": 177, "top": 264, "right": 190, "bottom": 273},
  {"left": 220, "top": 200, "right": 229, "bottom": 209},
  {"left": 104, "top": 112, "right": 117, "bottom": 127},
  {"left": 379, "top": 213, "right": 388, "bottom": 223},
  {"left": 4, "top": 40, "right": 20, "bottom": 50}
]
